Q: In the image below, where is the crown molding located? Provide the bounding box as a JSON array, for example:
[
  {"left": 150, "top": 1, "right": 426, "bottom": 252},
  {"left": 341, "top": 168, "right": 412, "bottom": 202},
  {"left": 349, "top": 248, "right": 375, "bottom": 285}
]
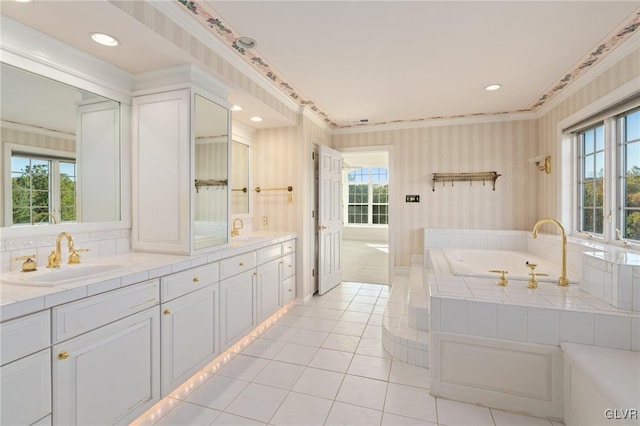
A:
[
  {"left": 0, "top": 16, "right": 133, "bottom": 103},
  {"left": 535, "top": 29, "right": 640, "bottom": 118},
  {"left": 301, "top": 106, "right": 332, "bottom": 132},
  {"left": 150, "top": 1, "right": 301, "bottom": 115},
  {"left": 133, "top": 63, "right": 232, "bottom": 107},
  {"left": 232, "top": 120, "right": 255, "bottom": 144},
  {"left": 331, "top": 111, "right": 537, "bottom": 135}
]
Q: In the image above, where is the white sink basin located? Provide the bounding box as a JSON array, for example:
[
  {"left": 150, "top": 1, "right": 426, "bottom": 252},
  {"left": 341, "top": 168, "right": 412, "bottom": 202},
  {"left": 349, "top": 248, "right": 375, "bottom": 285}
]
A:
[{"left": 2, "top": 263, "right": 126, "bottom": 287}]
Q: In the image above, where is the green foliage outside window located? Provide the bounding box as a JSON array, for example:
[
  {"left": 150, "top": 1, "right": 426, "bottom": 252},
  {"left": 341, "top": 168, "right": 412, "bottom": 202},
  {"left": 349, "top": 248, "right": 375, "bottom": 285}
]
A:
[{"left": 11, "top": 160, "right": 76, "bottom": 224}]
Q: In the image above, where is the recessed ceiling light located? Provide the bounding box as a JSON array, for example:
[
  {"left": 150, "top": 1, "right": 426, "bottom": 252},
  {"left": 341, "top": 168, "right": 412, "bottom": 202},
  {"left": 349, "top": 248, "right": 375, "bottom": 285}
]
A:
[
  {"left": 250, "top": 116, "right": 263, "bottom": 122},
  {"left": 485, "top": 84, "right": 502, "bottom": 91},
  {"left": 231, "top": 105, "right": 243, "bottom": 111},
  {"left": 90, "top": 32, "right": 119, "bottom": 47},
  {"left": 15, "top": 0, "right": 34, "bottom": 3},
  {"left": 236, "top": 37, "right": 257, "bottom": 50}
]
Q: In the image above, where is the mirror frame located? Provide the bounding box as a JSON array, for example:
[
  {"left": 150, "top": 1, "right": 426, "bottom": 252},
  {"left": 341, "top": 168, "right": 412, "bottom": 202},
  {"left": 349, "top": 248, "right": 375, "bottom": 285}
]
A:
[{"left": 1, "top": 17, "right": 132, "bottom": 239}]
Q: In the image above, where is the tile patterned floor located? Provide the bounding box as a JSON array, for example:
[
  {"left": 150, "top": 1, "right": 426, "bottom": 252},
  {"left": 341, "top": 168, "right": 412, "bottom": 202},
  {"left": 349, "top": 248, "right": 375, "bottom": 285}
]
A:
[{"left": 132, "top": 282, "right": 564, "bottom": 426}]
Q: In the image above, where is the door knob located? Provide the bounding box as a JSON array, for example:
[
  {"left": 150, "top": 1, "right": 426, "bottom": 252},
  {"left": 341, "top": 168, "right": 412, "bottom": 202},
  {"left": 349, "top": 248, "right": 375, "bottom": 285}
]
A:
[
  {"left": 58, "top": 351, "right": 69, "bottom": 360},
  {"left": 320, "top": 225, "right": 328, "bottom": 230}
]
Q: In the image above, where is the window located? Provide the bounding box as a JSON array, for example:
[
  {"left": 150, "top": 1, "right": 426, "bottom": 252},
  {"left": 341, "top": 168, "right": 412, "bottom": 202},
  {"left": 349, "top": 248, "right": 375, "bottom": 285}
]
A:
[
  {"left": 10, "top": 153, "right": 76, "bottom": 224},
  {"left": 572, "top": 104, "right": 640, "bottom": 243},
  {"left": 346, "top": 167, "right": 388, "bottom": 225},
  {"left": 621, "top": 109, "right": 640, "bottom": 240},
  {"left": 578, "top": 124, "right": 605, "bottom": 234}
]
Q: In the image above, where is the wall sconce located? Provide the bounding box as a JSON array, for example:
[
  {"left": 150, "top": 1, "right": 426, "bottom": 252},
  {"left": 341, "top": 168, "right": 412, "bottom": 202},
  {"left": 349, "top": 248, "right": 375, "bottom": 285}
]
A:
[{"left": 529, "top": 155, "right": 551, "bottom": 174}]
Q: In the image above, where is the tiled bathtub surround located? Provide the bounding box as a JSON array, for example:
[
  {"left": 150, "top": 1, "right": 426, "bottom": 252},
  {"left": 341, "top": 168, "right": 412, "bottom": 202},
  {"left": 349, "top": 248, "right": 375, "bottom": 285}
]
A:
[
  {"left": 429, "top": 250, "right": 640, "bottom": 351},
  {"left": 424, "top": 228, "right": 640, "bottom": 313},
  {"left": 581, "top": 251, "right": 640, "bottom": 312}
]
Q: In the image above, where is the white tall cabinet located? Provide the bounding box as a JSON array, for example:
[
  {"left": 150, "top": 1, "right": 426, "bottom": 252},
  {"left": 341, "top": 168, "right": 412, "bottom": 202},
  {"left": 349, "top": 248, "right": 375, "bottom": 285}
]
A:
[{"left": 132, "top": 66, "right": 231, "bottom": 255}]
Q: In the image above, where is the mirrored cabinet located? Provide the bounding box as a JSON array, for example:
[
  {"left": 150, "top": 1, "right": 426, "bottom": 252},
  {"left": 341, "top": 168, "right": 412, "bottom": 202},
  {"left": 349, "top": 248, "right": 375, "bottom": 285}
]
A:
[{"left": 132, "top": 66, "right": 231, "bottom": 254}]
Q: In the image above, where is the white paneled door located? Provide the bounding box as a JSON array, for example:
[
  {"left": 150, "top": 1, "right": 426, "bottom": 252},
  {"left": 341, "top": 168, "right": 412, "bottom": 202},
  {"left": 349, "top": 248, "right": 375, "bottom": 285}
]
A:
[{"left": 318, "top": 145, "right": 343, "bottom": 295}]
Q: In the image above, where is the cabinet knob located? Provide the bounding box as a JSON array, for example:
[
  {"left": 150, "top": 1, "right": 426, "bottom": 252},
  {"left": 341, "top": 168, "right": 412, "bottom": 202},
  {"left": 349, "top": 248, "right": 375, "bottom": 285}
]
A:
[
  {"left": 193, "top": 276, "right": 199, "bottom": 283},
  {"left": 253, "top": 272, "right": 257, "bottom": 276},
  {"left": 288, "top": 264, "right": 292, "bottom": 268},
  {"left": 164, "top": 309, "right": 171, "bottom": 315},
  {"left": 58, "top": 351, "right": 69, "bottom": 360},
  {"left": 239, "top": 262, "right": 244, "bottom": 267},
  {"left": 288, "top": 289, "right": 292, "bottom": 292}
]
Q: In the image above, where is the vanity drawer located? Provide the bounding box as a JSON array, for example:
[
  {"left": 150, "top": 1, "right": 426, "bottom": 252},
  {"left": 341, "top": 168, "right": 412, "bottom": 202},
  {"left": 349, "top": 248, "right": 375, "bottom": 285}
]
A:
[
  {"left": 52, "top": 279, "right": 159, "bottom": 343},
  {"left": 0, "top": 310, "right": 50, "bottom": 366},
  {"left": 281, "top": 240, "right": 295, "bottom": 255},
  {"left": 220, "top": 252, "right": 256, "bottom": 280},
  {"left": 281, "top": 253, "right": 295, "bottom": 279},
  {"left": 257, "top": 244, "right": 282, "bottom": 265},
  {"left": 161, "top": 262, "right": 219, "bottom": 302}
]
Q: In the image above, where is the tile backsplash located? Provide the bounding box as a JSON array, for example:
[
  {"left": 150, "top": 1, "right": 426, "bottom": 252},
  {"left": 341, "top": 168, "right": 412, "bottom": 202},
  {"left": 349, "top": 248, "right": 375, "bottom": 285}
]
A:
[{"left": 1, "top": 229, "right": 131, "bottom": 273}]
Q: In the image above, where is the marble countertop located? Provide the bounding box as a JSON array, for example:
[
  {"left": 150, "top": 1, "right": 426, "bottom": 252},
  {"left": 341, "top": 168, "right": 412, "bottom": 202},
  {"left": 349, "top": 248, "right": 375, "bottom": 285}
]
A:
[{"left": 0, "top": 232, "right": 295, "bottom": 322}]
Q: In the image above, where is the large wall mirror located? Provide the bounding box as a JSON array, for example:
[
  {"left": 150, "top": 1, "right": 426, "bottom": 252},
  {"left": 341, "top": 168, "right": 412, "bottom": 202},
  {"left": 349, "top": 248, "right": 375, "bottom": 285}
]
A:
[
  {"left": 194, "top": 94, "right": 229, "bottom": 249},
  {"left": 1, "top": 62, "right": 121, "bottom": 228},
  {"left": 231, "top": 140, "right": 251, "bottom": 215}
]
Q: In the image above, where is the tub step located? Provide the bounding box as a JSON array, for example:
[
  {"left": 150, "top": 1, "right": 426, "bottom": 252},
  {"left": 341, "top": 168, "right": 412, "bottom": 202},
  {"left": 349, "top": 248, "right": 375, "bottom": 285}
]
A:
[{"left": 382, "top": 263, "right": 430, "bottom": 368}]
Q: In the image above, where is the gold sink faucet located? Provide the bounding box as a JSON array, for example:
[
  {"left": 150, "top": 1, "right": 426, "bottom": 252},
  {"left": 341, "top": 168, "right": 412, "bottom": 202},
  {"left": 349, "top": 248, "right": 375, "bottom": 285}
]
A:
[
  {"left": 231, "top": 218, "right": 244, "bottom": 237},
  {"left": 532, "top": 218, "right": 569, "bottom": 286},
  {"left": 47, "top": 232, "right": 75, "bottom": 268}
]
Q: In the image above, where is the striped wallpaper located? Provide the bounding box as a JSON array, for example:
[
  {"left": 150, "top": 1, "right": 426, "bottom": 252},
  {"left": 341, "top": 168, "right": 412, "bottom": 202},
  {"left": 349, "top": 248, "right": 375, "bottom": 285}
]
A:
[
  {"left": 332, "top": 120, "right": 540, "bottom": 266},
  {"left": 537, "top": 46, "right": 640, "bottom": 221}
]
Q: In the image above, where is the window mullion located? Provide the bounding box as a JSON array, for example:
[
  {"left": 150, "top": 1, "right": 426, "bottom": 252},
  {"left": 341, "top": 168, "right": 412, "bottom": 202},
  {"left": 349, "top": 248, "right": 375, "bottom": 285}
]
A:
[{"left": 603, "top": 117, "right": 617, "bottom": 242}]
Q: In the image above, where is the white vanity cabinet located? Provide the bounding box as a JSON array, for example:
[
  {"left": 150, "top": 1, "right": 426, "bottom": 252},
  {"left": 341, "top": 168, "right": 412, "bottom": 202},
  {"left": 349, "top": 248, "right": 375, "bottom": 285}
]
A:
[
  {"left": 0, "top": 310, "right": 51, "bottom": 426},
  {"left": 281, "top": 252, "right": 296, "bottom": 304},
  {"left": 132, "top": 67, "right": 231, "bottom": 255},
  {"left": 160, "top": 263, "right": 220, "bottom": 396},
  {"left": 257, "top": 258, "right": 281, "bottom": 323},
  {"left": 51, "top": 280, "right": 160, "bottom": 426},
  {"left": 220, "top": 251, "right": 257, "bottom": 349}
]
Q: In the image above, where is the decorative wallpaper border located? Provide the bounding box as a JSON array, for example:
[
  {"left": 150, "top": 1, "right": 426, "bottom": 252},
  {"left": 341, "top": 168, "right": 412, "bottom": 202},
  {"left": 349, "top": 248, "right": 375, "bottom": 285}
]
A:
[{"left": 177, "top": 0, "right": 640, "bottom": 128}]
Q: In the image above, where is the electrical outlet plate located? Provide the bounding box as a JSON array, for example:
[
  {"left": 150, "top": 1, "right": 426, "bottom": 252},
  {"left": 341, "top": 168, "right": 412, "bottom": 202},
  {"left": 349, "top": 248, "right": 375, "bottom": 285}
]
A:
[{"left": 262, "top": 216, "right": 268, "bottom": 226}]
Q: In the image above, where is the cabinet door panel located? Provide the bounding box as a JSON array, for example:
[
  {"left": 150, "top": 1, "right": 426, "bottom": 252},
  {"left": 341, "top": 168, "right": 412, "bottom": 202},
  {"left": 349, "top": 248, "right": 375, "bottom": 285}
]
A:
[
  {"left": 0, "top": 310, "right": 50, "bottom": 365},
  {"left": 281, "top": 276, "right": 295, "bottom": 305},
  {"left": 257, "top": 259, "right": 281, "bottom": 323},
  {"left": 0, "top": 348, "right": 51, "bottom": 426},
  {"left": 53, "top": 307, "right": 159, "bottom": 426},
  {"left": 161, "top": 285, "right": 218, "bottom": 395},
  {"left": 220, "top": 270, "right": 255, "bottom": 348}
]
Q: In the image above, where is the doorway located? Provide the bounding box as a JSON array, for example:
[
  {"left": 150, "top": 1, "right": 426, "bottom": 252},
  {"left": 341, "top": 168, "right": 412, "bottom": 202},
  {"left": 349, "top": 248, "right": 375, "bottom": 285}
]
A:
[{"left": 340, "top": 149, "right": 390, "bottom": 285}]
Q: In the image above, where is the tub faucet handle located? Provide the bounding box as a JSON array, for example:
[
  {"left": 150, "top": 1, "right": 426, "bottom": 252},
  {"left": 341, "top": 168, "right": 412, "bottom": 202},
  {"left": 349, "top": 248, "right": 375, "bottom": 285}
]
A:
[
  {"left": 525, "top": 262, "right": 548, "bottom": 289},
  {"left": 489, "top": 270, "right": 509, "bottom": 287}
]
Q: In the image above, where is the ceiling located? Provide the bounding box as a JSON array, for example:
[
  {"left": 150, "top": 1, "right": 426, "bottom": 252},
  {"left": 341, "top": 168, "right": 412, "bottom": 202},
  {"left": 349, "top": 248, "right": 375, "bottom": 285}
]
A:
[{"left": 2, "top": 1, "right": 639, "bottom": 130}]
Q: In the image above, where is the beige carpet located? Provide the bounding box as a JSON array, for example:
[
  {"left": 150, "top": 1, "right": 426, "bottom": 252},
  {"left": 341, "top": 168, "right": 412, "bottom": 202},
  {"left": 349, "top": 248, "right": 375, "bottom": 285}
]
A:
[{"left": 341, "top": 240, "right": 389, "bottom": 285}]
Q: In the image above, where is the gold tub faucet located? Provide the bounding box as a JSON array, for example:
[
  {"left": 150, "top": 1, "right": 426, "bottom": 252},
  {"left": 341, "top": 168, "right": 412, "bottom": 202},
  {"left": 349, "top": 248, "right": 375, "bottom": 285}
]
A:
[{"left": 532, "top": 218, "right": 569, "bottom": 286}]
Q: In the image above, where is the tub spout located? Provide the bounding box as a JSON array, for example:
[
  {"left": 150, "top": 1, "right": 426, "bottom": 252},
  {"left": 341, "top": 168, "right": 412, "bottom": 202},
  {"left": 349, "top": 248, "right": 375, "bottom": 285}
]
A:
[{"left": 532, "top": 218, "right": 569, "bottom": 286}]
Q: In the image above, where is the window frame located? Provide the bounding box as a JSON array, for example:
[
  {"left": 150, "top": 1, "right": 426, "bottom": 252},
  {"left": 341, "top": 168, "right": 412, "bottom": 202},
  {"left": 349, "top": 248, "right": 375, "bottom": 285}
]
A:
[
  {"left": 569, "top": 102, "right": 640, "bottom": 247},
  {"left": 344, "top": 166, "right": 389, "bottom": 226},
  {"left": 4, "top": 144, "right": 76, "bottom": 226}
]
